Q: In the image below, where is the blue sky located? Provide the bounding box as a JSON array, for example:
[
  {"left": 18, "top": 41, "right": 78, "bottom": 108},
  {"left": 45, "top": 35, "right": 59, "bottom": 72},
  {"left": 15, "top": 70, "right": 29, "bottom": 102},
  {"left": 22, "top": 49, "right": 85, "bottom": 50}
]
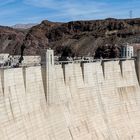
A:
[{"left": 0, "top": 0, "right": 140, "bottom": 26}]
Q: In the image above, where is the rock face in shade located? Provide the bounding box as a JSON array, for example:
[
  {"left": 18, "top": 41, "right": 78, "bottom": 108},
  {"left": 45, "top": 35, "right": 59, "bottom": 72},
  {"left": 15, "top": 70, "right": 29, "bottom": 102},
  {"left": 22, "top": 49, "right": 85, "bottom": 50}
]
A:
[
  {"left": 0, "top": 57, "right": 140, "bottom": 139},
  {"left": 0, "top": 26, "right": 25, "bottom": 55}
]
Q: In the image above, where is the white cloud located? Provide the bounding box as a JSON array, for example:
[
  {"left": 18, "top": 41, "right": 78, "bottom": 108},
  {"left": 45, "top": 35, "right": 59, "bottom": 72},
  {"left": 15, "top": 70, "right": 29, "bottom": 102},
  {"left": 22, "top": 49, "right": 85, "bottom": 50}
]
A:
[
  {"left": 24, "top": 0, "right": 65, "bottom": 9},
  {"left": 0, "top": 0, "right": 16, "bottom": 6},
  {"left": 1, "top": 0, "right": 140, "bottom": 25},
  {"left": 24, "top": 0, "right": 107, "bottom": 21}
]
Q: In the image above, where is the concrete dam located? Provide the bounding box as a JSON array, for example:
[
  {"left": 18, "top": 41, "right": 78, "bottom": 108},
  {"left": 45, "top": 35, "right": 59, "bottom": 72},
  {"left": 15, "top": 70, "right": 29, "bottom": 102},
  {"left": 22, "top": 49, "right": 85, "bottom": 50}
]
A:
[{"left": 0, "top": 49, "right": 140, "bottom": 140}]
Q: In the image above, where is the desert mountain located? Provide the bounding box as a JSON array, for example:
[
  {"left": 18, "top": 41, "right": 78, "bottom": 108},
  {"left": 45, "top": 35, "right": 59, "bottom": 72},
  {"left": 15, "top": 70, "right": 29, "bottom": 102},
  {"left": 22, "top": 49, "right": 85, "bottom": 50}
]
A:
[
  {"left": 12, "top": 23, "right": 37, "bottom": 29},
  {"left": 1, "top": 18, "right": 140, "bottom": 58},
  {"left": 23, "top": 18, "right": 140, "bottom": 58}
]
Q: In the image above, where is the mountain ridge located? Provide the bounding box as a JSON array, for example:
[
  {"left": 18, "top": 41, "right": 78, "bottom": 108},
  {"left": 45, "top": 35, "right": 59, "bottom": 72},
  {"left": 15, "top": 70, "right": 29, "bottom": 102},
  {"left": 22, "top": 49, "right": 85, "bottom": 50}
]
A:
[
  {"left": 12, "top": 23, "right": 37, "bottom": 29},
  {"left": 23, "top": 18, "right": 140, "bottom": 58},
  {"left": 0, "top": 18, "right": 140, "bottom": 58}
]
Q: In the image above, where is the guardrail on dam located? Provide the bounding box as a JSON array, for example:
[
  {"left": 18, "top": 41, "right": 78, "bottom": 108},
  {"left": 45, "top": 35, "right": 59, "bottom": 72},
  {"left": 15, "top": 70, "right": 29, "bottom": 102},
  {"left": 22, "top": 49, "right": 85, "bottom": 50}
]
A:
[{"left": 0, "top": 49, "right": 140, "bottom": 140}]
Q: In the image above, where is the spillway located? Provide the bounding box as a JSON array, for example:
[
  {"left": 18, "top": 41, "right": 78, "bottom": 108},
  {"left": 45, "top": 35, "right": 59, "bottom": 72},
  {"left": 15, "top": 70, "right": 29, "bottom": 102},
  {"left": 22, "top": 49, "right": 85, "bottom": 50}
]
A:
[{"left": 0, "top": 50, "right": 140, "bottom": 140}]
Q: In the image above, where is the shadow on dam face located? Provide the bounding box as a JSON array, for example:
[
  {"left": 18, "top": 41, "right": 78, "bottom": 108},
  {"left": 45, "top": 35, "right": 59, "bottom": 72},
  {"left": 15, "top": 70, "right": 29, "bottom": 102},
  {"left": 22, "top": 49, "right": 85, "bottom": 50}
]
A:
[{"left": 0, "top": 50, "right": 140, "bottom": 140}]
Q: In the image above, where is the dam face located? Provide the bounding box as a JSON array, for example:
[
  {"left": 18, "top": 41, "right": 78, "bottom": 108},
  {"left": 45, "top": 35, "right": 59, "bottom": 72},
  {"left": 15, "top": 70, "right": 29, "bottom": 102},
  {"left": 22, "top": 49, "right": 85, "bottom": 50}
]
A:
[{"left": 0, "top": 50, "right": 140, "bottom": 140}]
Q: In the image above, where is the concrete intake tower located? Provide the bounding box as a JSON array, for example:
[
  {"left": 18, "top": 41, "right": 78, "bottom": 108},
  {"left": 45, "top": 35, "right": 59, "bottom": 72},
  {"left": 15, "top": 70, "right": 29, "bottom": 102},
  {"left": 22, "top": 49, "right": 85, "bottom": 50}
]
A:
[{"left": 0, "top": 49, "right": 140, "bottom": 140}]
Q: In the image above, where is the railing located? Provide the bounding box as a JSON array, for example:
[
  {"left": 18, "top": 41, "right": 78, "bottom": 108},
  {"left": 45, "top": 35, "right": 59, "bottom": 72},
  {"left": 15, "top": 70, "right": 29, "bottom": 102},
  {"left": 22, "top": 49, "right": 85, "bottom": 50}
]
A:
[
  {"left": 0, "top": 58, "right": 136, "bottom": 69},
  {"left": 54, "top": 58, "right": 135, "bottom": 65},
  {"left": 0, "top": 63, "right": 41, "bottom": 69}
]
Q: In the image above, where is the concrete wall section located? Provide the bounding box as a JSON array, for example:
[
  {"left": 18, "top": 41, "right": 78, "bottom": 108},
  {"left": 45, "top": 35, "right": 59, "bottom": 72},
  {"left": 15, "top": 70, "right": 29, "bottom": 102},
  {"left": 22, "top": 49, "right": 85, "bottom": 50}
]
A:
[
  {"left": 101, "top": 60, "right": 140, "bottom": 139},
  {"left": 0, "top": 58, "right": 140, "bottom": 140},
  {"left": 48, "top": 65, "right": 68, "bottom": 104},
  {"left": 82, "top": 63, "right": 94, "bottom": 86},
  {"left": 121, "top": 60, "right": 139, "bottom": 86},
  {"left": 0, "top": 69, "right": 7, "bottom": 140},
  {"left": 64, "top": 64, "right": 79, "bottom": 99},
  {"left": 24, "top": 66, "right": 46, "bottom": 111},
  {"left": 0, "top": 68, "right": 28, "bottom": 139},
  {"left": 46, "top": 50, "right": 55, "bottom": 104},
  {"left": 22, "top": 56, "right": 41, "bottom": 66}
]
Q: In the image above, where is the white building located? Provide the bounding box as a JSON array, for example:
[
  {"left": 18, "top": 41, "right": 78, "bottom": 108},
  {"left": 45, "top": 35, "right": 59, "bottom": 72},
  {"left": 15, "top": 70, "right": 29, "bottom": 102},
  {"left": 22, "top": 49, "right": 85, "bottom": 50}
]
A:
[{"left": 121, "top": 44, "right": 134, "bottom": 58}]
